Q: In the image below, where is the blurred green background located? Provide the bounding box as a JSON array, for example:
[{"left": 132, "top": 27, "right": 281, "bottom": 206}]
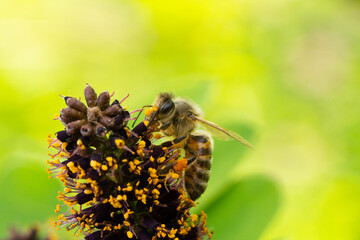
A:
[{"left": 1, "top": 0, "right": 360, "bottom": 239}]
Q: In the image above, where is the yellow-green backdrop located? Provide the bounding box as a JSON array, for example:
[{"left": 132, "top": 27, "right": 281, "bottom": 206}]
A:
[{"left": 1, "top": 0, "right": 359, "bottom": 239}]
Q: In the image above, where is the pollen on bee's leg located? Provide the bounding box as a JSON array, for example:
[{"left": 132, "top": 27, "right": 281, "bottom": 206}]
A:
[{"left": 173, "top": 158, "right": 188, "bottom": 171}]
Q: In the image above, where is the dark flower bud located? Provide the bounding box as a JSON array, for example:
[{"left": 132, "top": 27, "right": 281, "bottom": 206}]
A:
[
  {"left": 77, "top": 156, "right": 90, "bottom": 170},
  {"left": 184, "top": 226, "right": 201, "bottom": 240},
  {"left": 86, "top": 169, "right": 101, "bottom": 181},
  {"left": 94, "top": 124, "right": 107, "bottom": 138},
  {"left": 141, "top": 215, "right": 160, "bottom": 232},
  {"left": 65, "top": 141, "right": 76, "bottom": 152},
  {"left": 84, "top": 84, "right": 97, "bottom": 107},
  {"left": 95, "top": 91, "right": 110, "bottom": 109},
  {"left": 109, "top": 136, "right": 126, "bottom": 150},
  {"left": 56, "top": 130, "right": 71, "bottom": 142},
  {"left": 149, "top": 147, "right": 165, "bottom": 159},
  {"left": 121, "top": 110, "right": 130, "bottom": 120},
  {"left": 98, "top": 179, "right": 116, "bottom": 195},
  {"left": 65, "top": 96, "right": 87, "bottom": 113},
  {"left": 66, "top": 119, "right": 86, "bottom": 135},
  {"left": 117, "top": 127, "right": 129, "bottom": 139},
  {"left": 80, "top": 122, "right": 93, "bottom": 136},
  {"left": 93, "top": 203, "right": 113, "bottom": 222},
  {"left": 67, "top": 169, "right": 77, "bottom": 178},
  {"left": 102, "top": 104, "right": 121, "bottom": 116},
  {"left": 85, "top": 231, "right": 102, "bottom": 240},
  {"left": 76, "top": 191, "right": 94, "bottom": 205},
  {"left": 103, "top": 232, "right": 132, "bottom": 240},
  {"left": 66, "top": 154, "right": 82, "bottom": 162},
  {"left": 60, "top": 108, "right": 85, "bottom": 122},
  {"left": 132, "top": 122, "right": 148, "bottom": 136},
  {"left": 78, "top": 136, "right": 90, "bottom": 149},
  {"left": 135, "top": 228, "right": 152, "bottom": 240},
  {"left": 91, "top": 152, "right": 103, "bottom": 162},
  {"left": 113, "top": 115, "right": 125, "bottom": 127},
  {"left": 99, "top": 116, "right": 115, "bottom": 128},
  {"left": 111, "top": 99, "right": 119, "bottom": 106}
]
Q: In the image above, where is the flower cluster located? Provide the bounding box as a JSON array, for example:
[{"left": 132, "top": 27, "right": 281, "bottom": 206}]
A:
[{"left": 47, "top": 85, "right": 212, "bottom": 240}]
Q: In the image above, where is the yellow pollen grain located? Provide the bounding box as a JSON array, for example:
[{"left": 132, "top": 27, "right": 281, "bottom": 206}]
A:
[
  {"left": 157, "top": 157, "right": 166, "bottom": 163},
  {"left": 152, "top": 189, "right": 160, "bottom": 195},
  {"left": 61, "top": 142, "right": 68, "bottom": 150},
  {"left": 127, "top": 231, "right": 133, "bottom": 238},
  {"left": 84, "top": 189, "right": 93, "bottom": 195},
  {"left": 55, "top": 204, "right": 61, "bottom": 213},
  {"left": 139, "top": 140, "right": 146, "bottom": 147},
  {"left": 144, "top": 109, "right": 151, "bottom": 116},
  {"left": 67, "top": 162, "right": 79, "bottom": 173},
  {"left": 106, "top": 156, "right": 114, "bottom": 166},
  {"left": 90, "top": 160, "right": 101, "bottom": 170},
  {"left": 171, "top": 173, "right": 179, "bottom": 179},
  {"left": 101, "top": 165, "right": 108, "bottom": 171},
  {"left": 77, "top": 139, "right": 86, "bottom": 150},
  {"left": 115, "top": 139, "right": 125, "bottom": 149}
]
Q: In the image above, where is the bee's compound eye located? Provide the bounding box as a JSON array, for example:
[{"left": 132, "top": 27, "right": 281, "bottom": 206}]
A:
[{"left": 159, "top": 99, "right": 174, "bottom": 115}]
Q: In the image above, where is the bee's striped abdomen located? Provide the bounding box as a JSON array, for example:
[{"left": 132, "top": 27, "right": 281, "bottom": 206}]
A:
[{"left": 184, "top": 133, "right": 213, "bottom": 200}]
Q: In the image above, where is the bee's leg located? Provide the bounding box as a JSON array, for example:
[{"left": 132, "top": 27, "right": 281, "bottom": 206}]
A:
[
  {"left": 157, "top": 134, "right": 188, "bottom": 175},
  {"left": 159, "top": 120, "right": 172, "bottom": 131},
  {"left": 184, "top": 146, "right": 198, "bottom": 165},
  {"left": 158, "top": 159, "right": 178, "bottom": 175},
  {"left": 159, "top": 145, "right": 198, "bottom": 175},
  {"left": 160, "top": 134, "right": 188, "bottom": 148}
]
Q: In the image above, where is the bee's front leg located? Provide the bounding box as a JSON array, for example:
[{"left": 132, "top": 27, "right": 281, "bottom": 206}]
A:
[{"left": 159, "top": 120, "right": 172, "bottom": 130}]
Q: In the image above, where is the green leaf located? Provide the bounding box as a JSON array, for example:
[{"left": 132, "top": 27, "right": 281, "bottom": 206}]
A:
[
  {"left": 0, "top": 162, "right": 61, "bottom": 236},
  {"left": 205, "top": 175, "right": 280, "bottom": 240}
]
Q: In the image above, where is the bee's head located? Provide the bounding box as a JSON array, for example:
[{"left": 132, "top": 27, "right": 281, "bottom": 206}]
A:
[{"left": 153, "top": 92, "right": 176, "bottom": 123}]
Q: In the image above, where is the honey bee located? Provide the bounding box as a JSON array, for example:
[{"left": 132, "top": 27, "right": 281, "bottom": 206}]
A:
[{"left": 149, "top": 93, "right": 254, "bottom": 200}]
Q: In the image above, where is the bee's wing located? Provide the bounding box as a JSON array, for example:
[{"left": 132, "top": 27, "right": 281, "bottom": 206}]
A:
[{"left": 192, "top": 116, "right": 255, "bottom": 150}]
